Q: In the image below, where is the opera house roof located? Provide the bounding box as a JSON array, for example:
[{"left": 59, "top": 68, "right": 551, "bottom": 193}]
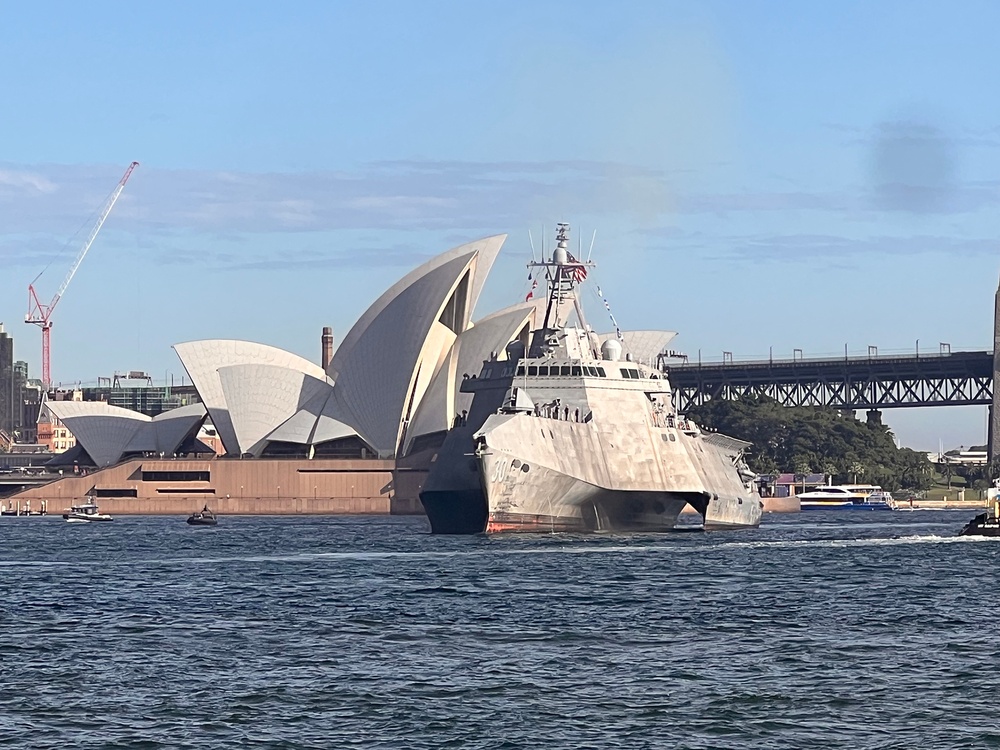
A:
[{"left": 44, "top": 400, "right": 209, "bottom": 468}]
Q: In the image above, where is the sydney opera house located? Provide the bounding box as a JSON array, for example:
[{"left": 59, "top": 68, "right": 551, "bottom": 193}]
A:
[{"left": 11, "top": 233, "right": 676, "bottom": 516}]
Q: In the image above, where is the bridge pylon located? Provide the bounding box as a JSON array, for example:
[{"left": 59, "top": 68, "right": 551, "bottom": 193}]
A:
[{"left": 990, "top": 277, "right": 1000, "bottom": 472}]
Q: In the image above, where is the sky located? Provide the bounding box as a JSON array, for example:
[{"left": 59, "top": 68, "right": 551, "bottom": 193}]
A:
[{"left": 1, "top": 0, "right": 999, "bottom": 452}]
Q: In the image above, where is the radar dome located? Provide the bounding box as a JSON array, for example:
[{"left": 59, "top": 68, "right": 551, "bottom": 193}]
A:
[
  {"left": 553, "top": 222, "right": 571, "bottom": 264},
  {"left": 601, "top": 339, "right": 622, "bottom": 362}
]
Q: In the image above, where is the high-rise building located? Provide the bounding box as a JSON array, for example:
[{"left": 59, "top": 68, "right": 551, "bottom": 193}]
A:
[{"left": 0, "top": 324, "right": 13, "bottom": 436}]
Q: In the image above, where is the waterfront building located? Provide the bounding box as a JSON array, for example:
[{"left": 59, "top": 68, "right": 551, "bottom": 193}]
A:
[
  {"left": 36, "top": 408, "right": 77, "bottom": 454},
  {"left": 935, "top": 447, "right": 988, "bottom": 467},
  {"left": 0, "top": 324, "right": 13, "bottom": 437},
  {"left": 8, "top": 235, "right": 510, "bottom": 513}
]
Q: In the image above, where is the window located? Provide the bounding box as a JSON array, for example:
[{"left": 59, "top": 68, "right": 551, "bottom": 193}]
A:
[
  {"left": 407, "top": 431, "right": 447, "bottom": 455},
  {"left": 596, "top": 367, "right": 607, "bottom": 377},
  {"left": 142, "top": 471, "right": 210, "bottom": 482},
  {"left": 620, "top": 368, "right": 632, "bottom": 379},
  {"left": 528, "top": 366, "right": 538, "bottom": 376},
  {"left": 560, "top": 366, "right": 571, "bottom": 376},
  {"left": 516, "top": 366, "right": 525, "bottom": 376},
  {"left": 571, "top": 366, "right": 582, "bottom": 376},
  {"left": 313, "top": 436, "right": 373, "bottom": 458},
  {"left": 538, "top": 366, "right": 549, "bottom": 376},
  {"left": 94, "top": 488, "right": 138, "bottom": 498}
]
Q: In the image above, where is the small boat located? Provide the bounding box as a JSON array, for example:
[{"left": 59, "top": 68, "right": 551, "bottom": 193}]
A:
[
  {"left": 186, "top": 506, "right": 218, "bottom": 526},
  {"left": 960, "top": 501, "right": 1000, "bottom": 536},
  {"left": 63, "top": 498, "right": 113, "bottom": 523}
]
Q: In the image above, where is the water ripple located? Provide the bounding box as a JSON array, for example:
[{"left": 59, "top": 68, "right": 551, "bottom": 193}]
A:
[{"left": 1, "top": 511, "right": 995, "bottom": 748}]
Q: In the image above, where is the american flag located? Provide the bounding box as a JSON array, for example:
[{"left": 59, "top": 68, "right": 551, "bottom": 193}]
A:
[{"left": 566, "top": 251, "right": 588, "bottom": 283}]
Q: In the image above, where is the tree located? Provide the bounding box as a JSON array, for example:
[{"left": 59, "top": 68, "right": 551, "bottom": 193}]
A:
[{"left": 685, "top": 396, "right": 932, "bottom": 491}]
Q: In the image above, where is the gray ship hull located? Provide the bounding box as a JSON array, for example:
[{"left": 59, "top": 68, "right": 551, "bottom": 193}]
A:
[
  {"left": 475, "top": 412, "right": 762, "bottom": 534},
  {"left": 419, "top": 424, "right": 490, "bottom": 534},
  {"left": 420, "top": 488, "right": 488, "bottom": 534},
  {"left": 479, "top": 449, "right": 692, "bottom": 532}
]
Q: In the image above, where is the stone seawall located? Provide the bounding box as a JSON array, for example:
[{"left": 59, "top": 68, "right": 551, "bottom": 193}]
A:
[
  {"left": 5, "top": 457, "right": 401, "bottom": 515},
  {"left": 763, "top": 496, "right": 801, "bottom": 513},
  {"left": 93, "top": 496, "right": 392, "bottom": 515}
]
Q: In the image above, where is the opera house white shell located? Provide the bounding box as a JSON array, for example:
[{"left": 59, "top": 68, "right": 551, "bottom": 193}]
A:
[{"left": 43, "top": 400, "right": 209, "bottom": 468}]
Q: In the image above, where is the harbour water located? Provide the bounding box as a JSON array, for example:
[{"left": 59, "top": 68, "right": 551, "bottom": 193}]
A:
[{"left": 3, "top": 511, "right": 999, "bottom": 749}]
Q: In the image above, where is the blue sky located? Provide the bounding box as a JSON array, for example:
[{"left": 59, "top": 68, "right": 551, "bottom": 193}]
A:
[{"left": 1, "top": 0, "right": 999, "bottom": 451}]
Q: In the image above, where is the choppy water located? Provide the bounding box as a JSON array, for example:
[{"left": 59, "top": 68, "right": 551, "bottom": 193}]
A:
[{"left": 2, "top": 511, "right": 998, "bottom": 749}]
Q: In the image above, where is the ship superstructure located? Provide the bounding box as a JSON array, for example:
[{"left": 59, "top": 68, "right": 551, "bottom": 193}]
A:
[{"left": 420, "top": 223, "right": 762, "bottom": 533}]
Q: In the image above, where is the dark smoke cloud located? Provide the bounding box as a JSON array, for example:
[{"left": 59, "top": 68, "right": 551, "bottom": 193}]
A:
[{"left": 869, "top": 120, "right": 956, "bottom": 213}]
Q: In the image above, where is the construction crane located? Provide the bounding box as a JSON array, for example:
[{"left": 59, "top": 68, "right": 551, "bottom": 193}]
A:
[{"left": 25, "top": 161, "right": 139, "bottom": 389}]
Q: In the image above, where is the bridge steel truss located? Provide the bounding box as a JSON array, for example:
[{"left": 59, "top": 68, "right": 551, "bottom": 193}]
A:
[{"left": 667, "top": 351, "right": 994, "bottom": 413}]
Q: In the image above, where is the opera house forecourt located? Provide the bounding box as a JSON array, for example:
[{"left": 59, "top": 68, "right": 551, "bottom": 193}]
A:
[{"left": 10, "top": 232, "right": 676, "bottom": 516}]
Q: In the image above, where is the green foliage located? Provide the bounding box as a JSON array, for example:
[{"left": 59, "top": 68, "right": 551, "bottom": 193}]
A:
[
  {"left": 686, "top": 395, "right": 933, "bottom": 491},
  {"left": 954, "top": 462, "right": 988, "bottom": 486}
]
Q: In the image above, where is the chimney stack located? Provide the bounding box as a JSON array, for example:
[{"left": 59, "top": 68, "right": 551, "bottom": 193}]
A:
[{"left": 321, "top": 326, "right": 334, "bottom": 370}]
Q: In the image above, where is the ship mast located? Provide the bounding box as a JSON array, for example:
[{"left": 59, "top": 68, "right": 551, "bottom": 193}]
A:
[{"left": 528, "top": 223, "right": 596, "bottom": 357}]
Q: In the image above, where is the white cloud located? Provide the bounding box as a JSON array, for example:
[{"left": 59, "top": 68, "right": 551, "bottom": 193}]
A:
[
  {"left": 1, "top": 159, "right": 999, "bottom": 275},
  {"left": 0, "top": 169, "right": 57, "bottom": 194}
]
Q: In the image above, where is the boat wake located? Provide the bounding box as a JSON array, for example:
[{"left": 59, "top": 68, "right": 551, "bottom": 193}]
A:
[{"left": 2, "top": 530, "right": 992, "bottom": 570}]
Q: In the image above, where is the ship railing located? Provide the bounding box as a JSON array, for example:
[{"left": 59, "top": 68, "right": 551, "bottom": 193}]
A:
[{"left": 532, "top": 402, "right": 587, "bottom": 423}]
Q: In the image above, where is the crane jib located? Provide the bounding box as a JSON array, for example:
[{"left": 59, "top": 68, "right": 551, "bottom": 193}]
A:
[{"left": 24, "top": 161, "right": 140, "bottom": 388}]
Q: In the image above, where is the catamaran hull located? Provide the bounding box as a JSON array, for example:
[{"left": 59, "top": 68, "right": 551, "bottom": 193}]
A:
[
  {"left": 474, "top": 413, "right": 762, "bottom": 534},
  {"left": 421, "top": 489, "right": 488, "bottom": 534},
  {"left": 480, "top": 448, "right": 695, "bottom": 533}
]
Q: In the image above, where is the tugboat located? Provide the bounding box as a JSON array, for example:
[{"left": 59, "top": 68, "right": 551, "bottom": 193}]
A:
[
  {"left": 959, "top": 499, "right": 1000, "bottom": 537},
  {"left": 62, "top": 497, "right": 114, "bottom": 522},
  {"left": 186, "top": 505, "right": 218, "bottom": 526}
]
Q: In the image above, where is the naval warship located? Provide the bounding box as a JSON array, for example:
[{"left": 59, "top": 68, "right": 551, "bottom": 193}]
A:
[{"left": 420, "top": 223, "right": 763, "bottom": 533}]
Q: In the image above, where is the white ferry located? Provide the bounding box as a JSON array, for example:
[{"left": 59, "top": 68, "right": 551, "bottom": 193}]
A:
[{"left": 797, "top": 484, "right": 892, "bottom": 510}]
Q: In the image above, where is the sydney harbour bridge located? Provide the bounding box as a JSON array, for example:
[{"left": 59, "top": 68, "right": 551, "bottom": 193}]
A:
[{"left": 664, "top": 289, "right": 1000, "bottom": 461}]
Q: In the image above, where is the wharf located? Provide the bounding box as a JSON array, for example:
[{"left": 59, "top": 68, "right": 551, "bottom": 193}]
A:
[
  {"left": 891, "top": 498, "right": 988, "bottom": 511},
  {"left": 0, "top": 499, "right": 49, "bottom": 516}
]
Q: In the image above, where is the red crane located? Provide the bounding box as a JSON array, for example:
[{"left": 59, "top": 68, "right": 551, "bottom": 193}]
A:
[{"left": 25, "top": 161, "right": 139, "bottom": 389}]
